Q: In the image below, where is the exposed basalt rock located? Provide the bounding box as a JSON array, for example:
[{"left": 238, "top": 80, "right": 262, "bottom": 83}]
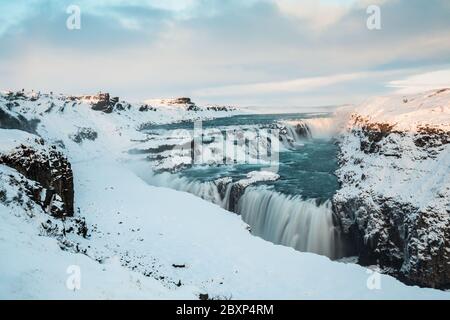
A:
[
  {"left": 214, "top": 177, "right": 250, "bottom": 212},
  {"left": 91, "top": 93, "right": 113, "bottom": 113},
  {"left": 166, "top": 97, "right": 197, "bottom": 109},
  {"left": 295, "top": 122, "right": 311, "bottom": 138},
  {"left": 69, "top": 127, "right": 98, "bottom": 144},
  {"left": 351, "top": 116, "right": 401, "bottom": 155},
  {"left": 3, "top": 90, "right": 29, "bottom": 101},
  {"left": 334, "top": 194, "right": 450, "bottom": 288},
  {"left": 41, "top": 216, "right": 89, "bottom": 239},
  {"left": 164, "top": 97, "right": 201, "bottom": 111},
  {"left": 0, "top": 144, "right": 74, "bottom": 217},
  {"left": 215, "top": 177, "right": 232, "bottom": 200},
  {"left": 213, "top": 177, "right": 245, "bottom": 212},
  {"left": 89, "top": 93, "right": 125, "bottom": 113},
  {"left": 139, "top": 104, "right": 157, "bottom": 112},
  {"left": 145, "top": 98, "right": 233, "bottom": 112},
  {"left": 186, "top": 104, "right": 201, "bottom": 111},
  {"left": 334, "top": 196, "right": 411, "bottom": 268},
  {"left": 0, "top": 106, "right": 40, "bottom": 133},
  {"left": 354, "top": 118, "right": 449, "bottom": 159},
  {"left": 414, "top": 126, "right": 450, "bottom": 150},
  {"left": 228, "top": 183, "right": 247, "bottom": 212},
  {"left": 205, "top": 105, "right": 235, "bottom": 112},
  {"left": 403, "top": 208, "right": 450, "bottom": 287},
  {"left": 169, "top": 97, "right": 193, "bottom": 105},
  {"left": 213, "top": 174, "right": 280, "bottom": 213}
]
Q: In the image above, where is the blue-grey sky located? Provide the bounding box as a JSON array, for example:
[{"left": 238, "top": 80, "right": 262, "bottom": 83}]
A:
[{"left": 1, "top": 0, "right": 449, "bottom": 107}]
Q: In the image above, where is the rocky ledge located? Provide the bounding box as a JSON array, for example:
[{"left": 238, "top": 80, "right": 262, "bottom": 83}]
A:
[
  {"left": 0, "top": 140, "right": 74, "bottom": 218},
  {"left": 333, "top": 89, "right": 450, "bottom": 288}
]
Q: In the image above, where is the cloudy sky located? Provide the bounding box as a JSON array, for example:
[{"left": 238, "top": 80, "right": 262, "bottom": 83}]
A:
[{"left": 0, "top": 0, "right": 449, "bottom": 108}]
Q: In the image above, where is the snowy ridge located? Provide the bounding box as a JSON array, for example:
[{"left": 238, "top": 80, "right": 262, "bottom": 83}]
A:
[{"left": 350, "top": 88, "right": 450, "bottom": 132}]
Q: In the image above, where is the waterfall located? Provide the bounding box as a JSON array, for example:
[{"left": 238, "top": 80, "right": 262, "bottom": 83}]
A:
[
  {"left": 237, "top": 187, "right": 340, "bottom": 259},
  {"left": 282, "top": 122, "right": 311, "bottom": 145},
  {"left": 283, "top": 117, "right": 337, "bottom": 142},
  {"left": 303, "top": 118, "right": 337, "bottom": 140},
  {"left": 139, "top": 170, "right": 341, "bottom": 259},
  {"left": 143, "top": 172, "right": 226, "bottom": 207}
]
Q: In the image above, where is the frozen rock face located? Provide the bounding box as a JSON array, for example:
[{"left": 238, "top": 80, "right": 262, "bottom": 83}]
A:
[
  {"left": 333, "top": 89, "right": 450, "bottom": 288},
  {"left": 0, "top": 142, "right": 74, "bottom": 218},
  {"left": 69, "top": 127, "right": 98, "bottom": 144},
  {"left": 0, "top": 105, "right": 40, "bottom": 133},
  {"left": 80, "top": 93, "right": 125, "bottom": 113}
]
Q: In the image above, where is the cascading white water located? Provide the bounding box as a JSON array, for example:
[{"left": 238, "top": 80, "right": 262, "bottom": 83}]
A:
[
  {"left": 303, "top": 118, "right": 337, "bottom": 139},
  {"left": 143, "top": 172, "right": 227, "bottom": 207},
  {"left": 140, "top": 170, "right": 340, "bottom": 259},
  {"left": 284, "top": 124, "right": 309, "bottom": 143},
  {"left": 283, "top": 118, "right": 337, "bottom": 142},
  {"left": 237, "top": 187, "right": 339, "bottom": 259}
]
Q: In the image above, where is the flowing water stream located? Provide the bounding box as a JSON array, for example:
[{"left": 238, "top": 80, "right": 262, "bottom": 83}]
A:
[{"left": 133, "top": 113, "right": 348, "bottom": 259}]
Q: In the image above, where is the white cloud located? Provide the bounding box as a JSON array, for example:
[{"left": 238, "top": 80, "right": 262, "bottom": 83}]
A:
[
  {"left": 273, "top": 0, "right": 393, "bottom": 31},
  {"left": 194, "top": 72, "right": 369, "bottom": 97},
  {"left": 1, "top": 0, "right": 449, "bottom": 107},
  {"left": 274, "top": 0, "right": 352, "bottom": 31}
]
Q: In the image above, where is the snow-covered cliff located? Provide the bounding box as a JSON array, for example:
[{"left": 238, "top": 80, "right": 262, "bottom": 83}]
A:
[{"left": 333, "top": 88, "right": 450, "bottom": 288}]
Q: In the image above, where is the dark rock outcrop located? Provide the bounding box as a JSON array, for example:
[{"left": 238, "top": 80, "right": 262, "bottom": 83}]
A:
[
  {"left": 213, "top": 177, "right": 252, "bottom": 213},
  {"left": 91, "top": 93, "right": 113, "bottom": 113},
  {"left": 0, "top": 144, "right": 74, "bottom": 218},
  {"left": 228, "top": 183, "right": 247, "bottom": 212},
  {"left": 215, "top": 178, "right": 232, "bottom": 200},
  {"left": 295, "top": 122, "right": 311, "bottom": 138},
  {"left": 171, "top": 97, "right": 192, "bottom": 105},
  {"left": 89, "top": 93, "right": 124, "bottom": 113},
  {"left": 0, "top": 107, "right": 40, "bottom": 133},
  {"left": 139, "top": 104, "right": 156, "bottom": 112},
  {"left": 69, "top": 127, "right": 98, "bottom": 144},
  {"left": 165, "top": 97, "right": 200, "bottom": 111},
  {"left": 205, "top": 105, "right": 235, "bottom": 112},
  {"left": 334, "top": 193, "right": 450, "bottom": 288},
  {"left": 414, "top": 126, "right": 450, "bottom": 150}
]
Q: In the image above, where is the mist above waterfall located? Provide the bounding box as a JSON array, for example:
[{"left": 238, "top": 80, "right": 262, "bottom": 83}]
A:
[{"left": 282, "top": 117, "right": 339, "bottom": 141}]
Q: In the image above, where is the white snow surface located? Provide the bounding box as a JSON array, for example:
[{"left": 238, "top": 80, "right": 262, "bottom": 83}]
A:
[
  {"left": 238, "top": 170, "right": 280, "bottom": 187},
  {"left": 1, "top": 90, "right": 450, "bottom": 299},
  {"left": 351, "top": 88, "right": 450, "bottom": 132},
  {"left": 0, "top": 130, "right": 40, "bottom": 154}
]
